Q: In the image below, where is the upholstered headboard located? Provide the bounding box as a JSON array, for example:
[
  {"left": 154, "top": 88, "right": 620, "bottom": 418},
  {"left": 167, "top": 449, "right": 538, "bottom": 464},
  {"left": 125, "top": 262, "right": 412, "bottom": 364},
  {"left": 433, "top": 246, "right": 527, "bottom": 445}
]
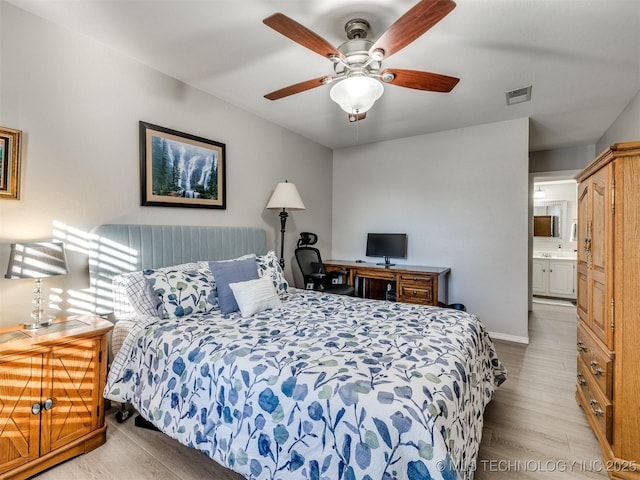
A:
[{"left": 89, "top": 224, "right": 267, "bottom": 314}]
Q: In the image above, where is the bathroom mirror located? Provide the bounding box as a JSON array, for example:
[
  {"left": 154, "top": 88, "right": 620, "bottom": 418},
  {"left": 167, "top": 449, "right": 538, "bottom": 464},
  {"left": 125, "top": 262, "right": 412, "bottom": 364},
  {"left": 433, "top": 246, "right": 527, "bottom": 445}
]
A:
[{"left": 533, "top": 200, "right": 567, "bottom": 239}]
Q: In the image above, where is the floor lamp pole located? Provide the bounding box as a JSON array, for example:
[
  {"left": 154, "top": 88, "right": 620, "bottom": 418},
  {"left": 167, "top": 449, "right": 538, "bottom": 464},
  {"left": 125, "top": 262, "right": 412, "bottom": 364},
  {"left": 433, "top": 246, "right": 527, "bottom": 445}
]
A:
[{"left": 278, "top": 209, "right": 288, "bottom": 269}]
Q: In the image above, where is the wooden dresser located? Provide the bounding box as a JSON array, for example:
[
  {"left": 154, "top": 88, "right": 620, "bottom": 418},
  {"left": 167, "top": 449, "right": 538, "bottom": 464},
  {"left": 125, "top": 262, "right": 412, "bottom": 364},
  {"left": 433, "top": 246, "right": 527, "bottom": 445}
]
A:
[
  {"left": 575, "top": 142, "right": 640, "bottom": 479},
  {"left": 0, "top": 315, "right": 113, "bottom": 480},
  {"left": 324, "top": 261, "right": 450, "bottom": 306}
]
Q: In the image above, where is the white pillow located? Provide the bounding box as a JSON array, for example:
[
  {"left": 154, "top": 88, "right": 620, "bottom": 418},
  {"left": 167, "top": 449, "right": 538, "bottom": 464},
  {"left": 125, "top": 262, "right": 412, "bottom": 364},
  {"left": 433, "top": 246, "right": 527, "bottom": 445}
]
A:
[{"left": 229, "top": 275, "right": 283, "bottom": 318}]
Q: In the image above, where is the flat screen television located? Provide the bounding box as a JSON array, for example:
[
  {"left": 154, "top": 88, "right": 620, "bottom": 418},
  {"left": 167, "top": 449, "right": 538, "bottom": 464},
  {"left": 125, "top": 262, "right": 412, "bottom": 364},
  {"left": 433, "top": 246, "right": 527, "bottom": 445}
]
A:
[{"left": 366, "top": 233, "right": 407, "bottom": 266}]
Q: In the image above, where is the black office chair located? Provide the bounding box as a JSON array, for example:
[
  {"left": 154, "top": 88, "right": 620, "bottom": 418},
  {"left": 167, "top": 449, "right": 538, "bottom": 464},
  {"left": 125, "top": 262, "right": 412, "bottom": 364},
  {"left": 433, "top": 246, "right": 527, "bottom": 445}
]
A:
[{"left": 295, "top": 234, "right": 354, "bottom": 296}]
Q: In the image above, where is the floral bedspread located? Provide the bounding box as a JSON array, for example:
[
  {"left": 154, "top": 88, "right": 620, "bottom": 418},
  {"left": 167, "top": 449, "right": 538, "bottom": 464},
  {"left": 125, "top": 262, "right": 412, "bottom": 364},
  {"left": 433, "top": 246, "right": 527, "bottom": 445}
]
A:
[{"left": 105, "top": 289, "right": 506, "bottom": 480}]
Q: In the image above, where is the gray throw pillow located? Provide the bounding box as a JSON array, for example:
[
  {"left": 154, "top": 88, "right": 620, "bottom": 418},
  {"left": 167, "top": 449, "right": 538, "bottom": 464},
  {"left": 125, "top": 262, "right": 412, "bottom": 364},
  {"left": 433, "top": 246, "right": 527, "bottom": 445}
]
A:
[{"left": 209, "top": 257, "right": 259, "bottom": 314}]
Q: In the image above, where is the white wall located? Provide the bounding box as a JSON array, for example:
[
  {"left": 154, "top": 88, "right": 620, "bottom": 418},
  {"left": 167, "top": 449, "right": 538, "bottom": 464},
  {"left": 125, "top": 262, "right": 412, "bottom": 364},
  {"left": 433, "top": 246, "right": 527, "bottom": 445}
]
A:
[
  {"left": 529, "top": 144, "right": 595, "bottom": 173},
  {"left": 332, "top": 118, "right": 530, "bottom": 342},
  {"left": 0, "top": 3, "right": 333, "bottom": 326},
  {"left": 597, "top": 89, "right": 640, "bottom": 154}
]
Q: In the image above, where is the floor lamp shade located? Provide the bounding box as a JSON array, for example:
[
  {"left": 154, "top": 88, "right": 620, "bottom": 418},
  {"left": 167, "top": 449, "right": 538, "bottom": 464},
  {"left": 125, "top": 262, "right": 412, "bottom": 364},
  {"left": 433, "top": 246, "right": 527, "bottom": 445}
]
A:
[
  {"left": 265, "top": 182, "right": 305, "bottom": 211},
  {"left": 266, "top": 182, "right": 305, "bottom": 269}
]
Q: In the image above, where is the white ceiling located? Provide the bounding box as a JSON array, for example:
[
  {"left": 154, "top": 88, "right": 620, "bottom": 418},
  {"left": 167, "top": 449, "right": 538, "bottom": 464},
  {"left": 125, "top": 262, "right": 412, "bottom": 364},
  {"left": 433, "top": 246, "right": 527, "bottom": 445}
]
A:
[{"left": 8, "top": 0, "right": 640, "bottom": 151}]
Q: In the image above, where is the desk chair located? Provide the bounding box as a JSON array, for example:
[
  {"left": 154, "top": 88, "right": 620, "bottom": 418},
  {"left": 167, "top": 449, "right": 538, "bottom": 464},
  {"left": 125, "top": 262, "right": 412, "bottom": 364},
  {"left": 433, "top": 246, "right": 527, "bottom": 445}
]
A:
[{"left": 295, "top": 246, "right": 354, "bottom": 296}]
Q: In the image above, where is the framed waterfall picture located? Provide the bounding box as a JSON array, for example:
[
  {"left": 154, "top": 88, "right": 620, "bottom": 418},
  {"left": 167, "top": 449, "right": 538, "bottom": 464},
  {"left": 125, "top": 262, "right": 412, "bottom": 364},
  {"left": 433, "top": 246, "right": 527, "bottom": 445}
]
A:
[
  {"left": 139, "top": 121, "right": 226, "bottom": 209},
  {"left": 0, "top": 126, "right": 22, "bottom": 200}
]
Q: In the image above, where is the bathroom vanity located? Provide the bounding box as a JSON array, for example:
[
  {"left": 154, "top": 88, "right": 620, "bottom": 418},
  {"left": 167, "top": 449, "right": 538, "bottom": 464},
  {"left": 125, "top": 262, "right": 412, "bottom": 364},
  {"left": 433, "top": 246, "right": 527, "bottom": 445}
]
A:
[{"left": 532, "top": 252, "right": 576, "bottom": 299}]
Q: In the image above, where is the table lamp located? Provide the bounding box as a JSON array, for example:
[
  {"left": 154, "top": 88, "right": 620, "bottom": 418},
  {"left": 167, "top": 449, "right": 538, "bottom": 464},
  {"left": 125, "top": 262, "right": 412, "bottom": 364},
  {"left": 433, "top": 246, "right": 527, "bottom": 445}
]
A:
[
  {"left": 5, "top": 241, "right": 69, "bottom": 329},
  {"left": 266, "top": 181, "right": 305, "bottom": 269}
]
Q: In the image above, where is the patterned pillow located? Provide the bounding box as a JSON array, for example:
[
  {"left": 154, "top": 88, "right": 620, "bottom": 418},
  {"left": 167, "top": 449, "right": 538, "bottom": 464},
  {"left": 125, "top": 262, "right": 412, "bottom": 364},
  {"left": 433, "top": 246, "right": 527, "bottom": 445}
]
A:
[
  {"left": 112, "top": 262, "right": 200, "bottom": 320},
  {"left": 256, "top": 251, "right": 289, "bottom": 296},
  {"left": 143, "top": 267, "right": 216, "bottom": 319}
]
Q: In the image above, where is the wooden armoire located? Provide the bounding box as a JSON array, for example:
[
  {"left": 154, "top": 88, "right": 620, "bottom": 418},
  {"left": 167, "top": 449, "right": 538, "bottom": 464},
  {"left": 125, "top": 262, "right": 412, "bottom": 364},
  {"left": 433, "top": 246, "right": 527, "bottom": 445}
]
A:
[{"left": 575, "top": 141, "right": 640, "bottom": 479}]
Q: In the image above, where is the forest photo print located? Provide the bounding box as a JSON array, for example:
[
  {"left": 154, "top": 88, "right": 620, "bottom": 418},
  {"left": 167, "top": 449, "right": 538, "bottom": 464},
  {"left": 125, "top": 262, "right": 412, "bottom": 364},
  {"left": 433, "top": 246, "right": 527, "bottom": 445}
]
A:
[{"left": 140, "top": 121, "right": 226, "bottom": 209}]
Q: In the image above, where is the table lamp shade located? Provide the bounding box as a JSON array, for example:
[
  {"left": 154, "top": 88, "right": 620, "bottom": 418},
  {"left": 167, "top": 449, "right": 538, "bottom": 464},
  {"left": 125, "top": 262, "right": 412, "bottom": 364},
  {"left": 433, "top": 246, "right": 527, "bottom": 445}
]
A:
[
  {"left": 5, "top": 242, "right": 69, "bottom": 279},
  {"left": 266, "top": 182, "right": 305, "bottom": 211}
]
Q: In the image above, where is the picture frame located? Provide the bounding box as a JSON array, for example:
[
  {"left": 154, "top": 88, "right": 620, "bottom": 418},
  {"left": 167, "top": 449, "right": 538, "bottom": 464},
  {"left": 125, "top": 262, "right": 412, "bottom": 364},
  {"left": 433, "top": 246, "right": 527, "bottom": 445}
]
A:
[
  {"left": 0, "top": 126, "right": 22, "bottom": 200},
  {"left": 139, "top": 121, "right": 226, "bottom": 209}
]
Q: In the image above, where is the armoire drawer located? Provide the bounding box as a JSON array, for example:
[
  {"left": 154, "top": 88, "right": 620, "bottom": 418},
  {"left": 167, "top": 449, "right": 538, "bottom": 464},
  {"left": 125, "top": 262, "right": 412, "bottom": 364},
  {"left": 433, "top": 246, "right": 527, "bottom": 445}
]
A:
[
  {"left": 577, "top": 358, "right": 612, "bottom": 443},
  {"left": 577, "top": 323, "right": 613, "bottom": 399}
]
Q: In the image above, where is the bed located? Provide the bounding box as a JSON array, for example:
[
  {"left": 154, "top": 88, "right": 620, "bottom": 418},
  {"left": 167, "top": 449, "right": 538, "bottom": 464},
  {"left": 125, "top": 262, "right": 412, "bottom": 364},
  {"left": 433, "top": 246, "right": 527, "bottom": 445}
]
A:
[{"left": 93, "top": 224, "right": 507, "bottom": 480}]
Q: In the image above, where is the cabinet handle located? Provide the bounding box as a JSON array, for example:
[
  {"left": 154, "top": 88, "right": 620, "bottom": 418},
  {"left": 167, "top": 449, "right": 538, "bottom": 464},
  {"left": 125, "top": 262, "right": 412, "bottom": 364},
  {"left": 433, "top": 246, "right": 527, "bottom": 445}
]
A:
[
  {"left": 44, "top": 398, "right": 54, "bottom": 410},
  {"left": 577, "top": 341, "right": 587, "bottom": 353},
  {"left": 589, "top": 360, "right": 604, "bottom": 377},
  {"left": 412, "top": 290, "right": 417, "bottom": 296},
  {"left": 577, "top": 373, "right": 586, "bottom": 386},
  {"left": 31, "top": 402, "right": 41, "bottom": 415},
  {"left": 589, "top": 399, "right": 604, "bottom": 417}
]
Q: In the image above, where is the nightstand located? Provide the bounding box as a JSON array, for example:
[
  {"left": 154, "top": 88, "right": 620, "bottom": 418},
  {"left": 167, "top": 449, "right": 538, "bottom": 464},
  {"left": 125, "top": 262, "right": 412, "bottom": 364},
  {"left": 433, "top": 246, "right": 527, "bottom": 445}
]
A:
[{"left": 0, "top": 315, "right": 113, "bottom": 480}]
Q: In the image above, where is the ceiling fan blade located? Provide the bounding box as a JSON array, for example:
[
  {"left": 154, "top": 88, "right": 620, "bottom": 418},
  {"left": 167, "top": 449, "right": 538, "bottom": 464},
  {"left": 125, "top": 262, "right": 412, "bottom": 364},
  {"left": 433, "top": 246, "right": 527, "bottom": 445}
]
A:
[
  {"left": 263, "top": 13, "right": 344, "bottom": 61},
  {"left": 264, "top": 76, "right": 332, "bottom": 100},
  {"left": 382, "top": 69, "right": 459, "bottom": 92},
  {"left": 370, "top": 0, "right": 456, "bottom": 60}
]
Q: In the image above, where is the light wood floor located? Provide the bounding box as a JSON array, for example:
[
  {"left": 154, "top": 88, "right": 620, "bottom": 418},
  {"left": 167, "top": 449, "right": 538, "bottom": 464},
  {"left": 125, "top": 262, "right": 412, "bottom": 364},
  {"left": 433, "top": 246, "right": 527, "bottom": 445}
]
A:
[{"left": 34, "top": 302, "right": 607, "bottom": 479}]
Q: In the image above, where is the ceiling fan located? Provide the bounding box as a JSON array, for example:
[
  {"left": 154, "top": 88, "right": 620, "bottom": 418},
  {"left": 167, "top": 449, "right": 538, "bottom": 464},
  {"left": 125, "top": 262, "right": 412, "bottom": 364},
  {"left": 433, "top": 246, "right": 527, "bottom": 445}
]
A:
[{"left": 263, "top": 0, "right": 460, "bottom": 122}]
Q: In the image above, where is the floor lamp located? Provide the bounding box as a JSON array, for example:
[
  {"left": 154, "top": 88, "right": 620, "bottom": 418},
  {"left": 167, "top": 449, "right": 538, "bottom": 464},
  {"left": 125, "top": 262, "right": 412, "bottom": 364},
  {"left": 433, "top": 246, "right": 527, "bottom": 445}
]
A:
[
  {"left": 266, "top": 181, "right": 305, "bottom": 269},
  {"left": 5, "top": 241, "right": 69, "bottom": 329}
]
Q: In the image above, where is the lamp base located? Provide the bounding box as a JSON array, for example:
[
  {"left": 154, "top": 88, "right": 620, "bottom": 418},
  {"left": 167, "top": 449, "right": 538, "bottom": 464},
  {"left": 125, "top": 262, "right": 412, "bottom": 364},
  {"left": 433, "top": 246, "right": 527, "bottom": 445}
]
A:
[{"left": 23, "top": 318, "right": 53, "bottom": 330}]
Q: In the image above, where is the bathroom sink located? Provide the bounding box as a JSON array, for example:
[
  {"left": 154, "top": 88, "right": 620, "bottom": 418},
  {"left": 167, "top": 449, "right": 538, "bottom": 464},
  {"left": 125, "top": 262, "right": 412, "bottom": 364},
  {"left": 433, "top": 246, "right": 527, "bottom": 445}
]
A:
[{"left": 534, "top": 251, "right": 577, "bottom": 260}]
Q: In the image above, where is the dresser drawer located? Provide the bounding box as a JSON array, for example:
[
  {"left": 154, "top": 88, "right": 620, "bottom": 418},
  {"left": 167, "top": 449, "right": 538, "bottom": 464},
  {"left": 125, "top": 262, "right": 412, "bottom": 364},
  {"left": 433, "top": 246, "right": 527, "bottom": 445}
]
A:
[
  {"left": 577, "top": 323, "right": 613, "bottom": 399},
  {"left": 577, "top": 358, "right": 612, "bottom": 443},
  {"left": 398, "top": 286, "right": 433, "bottom": 304},
  {"left": 398, "top": 273, "right": 433, "bottom": 287}
]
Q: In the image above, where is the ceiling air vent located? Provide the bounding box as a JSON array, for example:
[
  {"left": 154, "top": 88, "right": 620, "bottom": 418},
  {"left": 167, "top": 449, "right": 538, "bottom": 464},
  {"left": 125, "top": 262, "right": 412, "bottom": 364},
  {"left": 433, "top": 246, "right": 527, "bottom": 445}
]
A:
[{"left": 506, "top": 85, "right": 532, "bottom": 105}]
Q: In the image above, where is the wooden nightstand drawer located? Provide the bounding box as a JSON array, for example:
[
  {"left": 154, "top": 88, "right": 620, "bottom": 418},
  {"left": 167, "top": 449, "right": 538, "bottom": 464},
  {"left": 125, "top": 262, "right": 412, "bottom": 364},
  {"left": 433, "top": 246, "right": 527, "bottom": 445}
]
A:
[{"left": 577, "top": 323, "right": 613, "bottom": 399}]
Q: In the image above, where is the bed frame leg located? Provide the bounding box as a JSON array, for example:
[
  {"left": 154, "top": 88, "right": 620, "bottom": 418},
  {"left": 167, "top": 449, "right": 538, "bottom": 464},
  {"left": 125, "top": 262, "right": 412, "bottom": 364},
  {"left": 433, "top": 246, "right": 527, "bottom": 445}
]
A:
[
  {"left": 134, "top": 414, "right": 160, "bottom": 431},
  {"left": 115, "top": 402, "right": 134, "bottom": 423}
]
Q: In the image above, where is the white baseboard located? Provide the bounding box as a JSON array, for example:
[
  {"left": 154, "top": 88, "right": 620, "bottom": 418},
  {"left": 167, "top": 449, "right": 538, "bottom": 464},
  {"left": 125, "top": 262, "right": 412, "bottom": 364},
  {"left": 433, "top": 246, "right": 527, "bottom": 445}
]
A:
[{"left": 489, "top": 331, "right": 529, "bottom": 344}]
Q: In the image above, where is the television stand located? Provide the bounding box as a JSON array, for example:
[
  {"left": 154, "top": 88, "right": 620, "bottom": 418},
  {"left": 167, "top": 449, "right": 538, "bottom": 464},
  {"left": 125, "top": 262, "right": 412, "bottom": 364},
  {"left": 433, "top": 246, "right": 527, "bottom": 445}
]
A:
[
  {"left": 323, "top": 260, "right": 450, "bottom": 306},
  {"left": 376, "top": 256, "right": 394, "bottom": 267}
]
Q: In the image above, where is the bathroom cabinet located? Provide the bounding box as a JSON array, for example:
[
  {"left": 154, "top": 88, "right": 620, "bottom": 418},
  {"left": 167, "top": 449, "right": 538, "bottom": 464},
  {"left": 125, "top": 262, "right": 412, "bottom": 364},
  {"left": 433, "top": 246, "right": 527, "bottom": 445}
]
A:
[{"left": 532, "top": 257, "right": 576, "bottom": 299}]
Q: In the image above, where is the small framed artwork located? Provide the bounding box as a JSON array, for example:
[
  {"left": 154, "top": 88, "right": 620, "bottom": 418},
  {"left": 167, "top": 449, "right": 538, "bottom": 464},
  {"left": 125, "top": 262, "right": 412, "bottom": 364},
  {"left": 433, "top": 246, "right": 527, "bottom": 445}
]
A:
[
  {"left": 0, "top": 126, "right": 22, "bottom": 200},
  {"left": 139, "top": 121, "right": 226, "bottom": 209}
]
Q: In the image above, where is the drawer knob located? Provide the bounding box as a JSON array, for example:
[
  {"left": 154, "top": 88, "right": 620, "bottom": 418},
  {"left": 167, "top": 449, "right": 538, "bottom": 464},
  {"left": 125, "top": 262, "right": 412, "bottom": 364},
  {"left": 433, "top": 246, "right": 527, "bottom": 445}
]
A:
[
  {"left": 413, "top": 277, "right": 418, "bottom": 281},
  {"left": 589, "top": 360, "right": 604, "bottom": 377},
  {"left": 413, "top": 290, "right": 417, "bottom": 295},
  {"left": 576, "top": 373, "right": 586, "bottom": 386},
  {"left": 576, "top": 341, "right": 587, "bottom": 353},
  {"left": 44, "top": 398, "right": 54, "bottom": 411},
  {"left": 31, "top": 402, "right": 41, "bottom": 415}
]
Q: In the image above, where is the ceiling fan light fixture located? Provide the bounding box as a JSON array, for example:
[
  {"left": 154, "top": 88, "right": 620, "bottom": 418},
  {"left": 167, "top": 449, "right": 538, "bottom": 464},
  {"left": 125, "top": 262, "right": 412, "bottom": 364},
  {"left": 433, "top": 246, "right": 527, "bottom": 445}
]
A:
[{"left": 329, "top": 76, "right": 384, "bottom": 114}]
